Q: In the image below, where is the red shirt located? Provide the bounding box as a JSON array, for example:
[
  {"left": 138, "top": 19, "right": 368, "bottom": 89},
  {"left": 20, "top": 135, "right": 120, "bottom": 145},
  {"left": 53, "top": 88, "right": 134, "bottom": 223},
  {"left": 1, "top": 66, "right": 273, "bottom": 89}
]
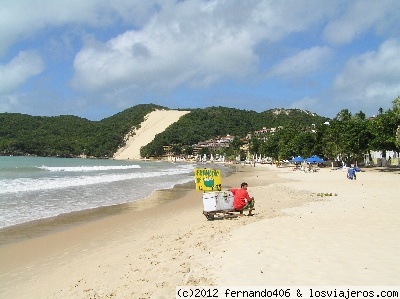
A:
[{"left": 230, "top": 188, "right": 252, "bottom": 210}]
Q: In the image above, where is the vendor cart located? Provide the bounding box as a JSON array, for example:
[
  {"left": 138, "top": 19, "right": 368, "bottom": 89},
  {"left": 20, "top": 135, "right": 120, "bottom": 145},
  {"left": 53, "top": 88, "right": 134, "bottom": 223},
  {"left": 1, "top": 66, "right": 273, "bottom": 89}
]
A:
[
  {"left": 195, "top": 167, "right": 248, "bottom": 220},
  {"left": 202, "top": 191, "right": 238, "bottom": 220}
]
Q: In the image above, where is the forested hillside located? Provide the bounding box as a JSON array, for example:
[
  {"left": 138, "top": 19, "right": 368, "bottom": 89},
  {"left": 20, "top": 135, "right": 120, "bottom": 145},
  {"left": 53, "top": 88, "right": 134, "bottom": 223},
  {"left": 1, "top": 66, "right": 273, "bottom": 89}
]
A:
[
  {"left": 140, "top": 104, "right": 400, "bottom": 165},
  {"left": 0, "top": 104, "right": 328, "bottom": 158},
  {"left": 0, "top": 104, "right": 166, "bottom": 157},
  {"left": 140, "top": 107, "right": 328, "bottom": 157}
]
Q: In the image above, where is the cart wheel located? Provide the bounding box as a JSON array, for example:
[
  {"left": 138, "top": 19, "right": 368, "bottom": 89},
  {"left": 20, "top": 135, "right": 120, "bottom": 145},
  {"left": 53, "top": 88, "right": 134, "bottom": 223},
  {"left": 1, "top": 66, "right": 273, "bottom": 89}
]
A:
[{"left": 204, "top": 212, "right": 215, "bottom": 221}]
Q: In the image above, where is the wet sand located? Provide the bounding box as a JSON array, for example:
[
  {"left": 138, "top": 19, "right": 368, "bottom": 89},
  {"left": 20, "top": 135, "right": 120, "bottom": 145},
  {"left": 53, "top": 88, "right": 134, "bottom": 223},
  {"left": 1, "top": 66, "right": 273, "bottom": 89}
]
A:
[{"left": 0, "top": 181, "right": 194, "bottom": 246}]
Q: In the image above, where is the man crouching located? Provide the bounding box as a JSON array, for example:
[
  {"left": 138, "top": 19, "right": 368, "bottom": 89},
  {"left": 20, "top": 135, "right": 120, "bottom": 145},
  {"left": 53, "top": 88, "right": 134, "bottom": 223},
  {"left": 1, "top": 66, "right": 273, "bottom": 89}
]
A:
[{"left": 230, "top": 182, "right": 255, "bottom": 216}]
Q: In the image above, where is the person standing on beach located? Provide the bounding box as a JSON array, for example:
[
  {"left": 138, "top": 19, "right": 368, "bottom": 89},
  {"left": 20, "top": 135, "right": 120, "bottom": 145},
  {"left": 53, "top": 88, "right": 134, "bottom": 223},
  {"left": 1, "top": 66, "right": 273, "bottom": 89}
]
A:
[
  {"left": 347, "top": 166, "right": 355, "bottom": 180},
  {"left": 230, "top": 182, "right": 255, "bottom": 216}
]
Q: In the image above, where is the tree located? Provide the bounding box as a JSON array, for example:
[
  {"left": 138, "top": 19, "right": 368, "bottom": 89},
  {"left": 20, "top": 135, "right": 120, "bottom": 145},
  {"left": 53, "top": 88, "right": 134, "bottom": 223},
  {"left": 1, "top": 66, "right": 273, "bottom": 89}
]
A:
[
  {"left": 197, "top": 147, "right": 211, "bottom": 157},
  {"left": 171, "top": 144, "right": 182, "bottom": 157},
  {"left": 293, "top": 131, "right": 317, "bottom": 158},
  {"left": 249, "top": 138, "right": 262, "bottom": 155},
  {"left": 343, "top": 118, "right": 370, "bottom": 163},
  {"left": 182, "top": 145, "right": 194, "bottom": 157},
  {"left": 354, "top": 111, "right": 366, "bottom": 121},
  {"left": 259, "top": 135, "right": 278, "bottom": 159},
  {"left": 225, "top": 137, "right": 243, "bottom": 158},
  {"left": 262, "top": 126, "right": 299, "bottom": 160},
  {"left": 368, "top": 109, "right": 399, "bottom": 154},
  {"left": 313, "top": 122, "right": 333, "bottom": 160},
  {"left": 392, "top": 96, "right": 400, "bottom": 150},
  {"left": 335, "top": 109, "right": 352, "bottom": 122}
]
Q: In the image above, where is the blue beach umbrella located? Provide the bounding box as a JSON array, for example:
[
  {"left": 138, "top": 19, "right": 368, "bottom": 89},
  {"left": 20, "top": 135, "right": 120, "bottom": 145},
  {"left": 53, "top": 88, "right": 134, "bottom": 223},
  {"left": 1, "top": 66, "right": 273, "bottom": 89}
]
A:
[
  {"left": 290, "top": 156, "right": 305, "bottom": 163},
  {"left": 306, "top": 155, "right": 325, "bottom": 164}
]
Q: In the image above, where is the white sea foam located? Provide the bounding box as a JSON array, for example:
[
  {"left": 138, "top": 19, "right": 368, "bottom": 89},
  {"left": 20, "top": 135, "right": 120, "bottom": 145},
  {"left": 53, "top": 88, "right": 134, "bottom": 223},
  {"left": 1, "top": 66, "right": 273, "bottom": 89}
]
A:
[
  {"left": 0, "top": 165, "right": 193, "bottom": 194},
  {"left": 0, "top": 158, "right": 203, "bottom": 228},
  {"left": 37, "top": 165, "right": 141, "bottom": 172},
  {"left": 0, "top": 176, "right": 194, "bottom": 229}
]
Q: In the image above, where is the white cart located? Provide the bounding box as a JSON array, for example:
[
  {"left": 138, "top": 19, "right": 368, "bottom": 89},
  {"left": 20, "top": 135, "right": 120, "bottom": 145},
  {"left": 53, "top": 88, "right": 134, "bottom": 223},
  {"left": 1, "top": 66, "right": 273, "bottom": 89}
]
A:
[{"left": 202, "top": 191, "right": 237, "bottom": 220}]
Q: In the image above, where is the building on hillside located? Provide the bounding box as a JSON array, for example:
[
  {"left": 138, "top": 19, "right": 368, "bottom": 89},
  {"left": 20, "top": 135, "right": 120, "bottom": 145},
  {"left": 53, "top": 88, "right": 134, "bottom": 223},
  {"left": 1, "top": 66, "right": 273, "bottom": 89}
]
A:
[
  {"left": 191, "top": 135, "right": 235, "bottom": 156},
  {"left": 253, "top": 127, "right": 277, "bottom": 136},
  {"left": 162, "top": 145, "right": 173, "bottom": 160}
]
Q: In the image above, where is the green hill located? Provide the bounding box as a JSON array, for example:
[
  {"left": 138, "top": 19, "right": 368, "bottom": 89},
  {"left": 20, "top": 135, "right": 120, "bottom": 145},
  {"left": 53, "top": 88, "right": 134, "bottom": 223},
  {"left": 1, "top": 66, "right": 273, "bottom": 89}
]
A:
[
  {"left": 0, "top": 104, "right": 166, "bottom": 157},
  {"left": 140, "top": 107, "right": 329, "bottom": 157},
  {"left": 0, "top": 105, "right": 328, "bottom": 158}
]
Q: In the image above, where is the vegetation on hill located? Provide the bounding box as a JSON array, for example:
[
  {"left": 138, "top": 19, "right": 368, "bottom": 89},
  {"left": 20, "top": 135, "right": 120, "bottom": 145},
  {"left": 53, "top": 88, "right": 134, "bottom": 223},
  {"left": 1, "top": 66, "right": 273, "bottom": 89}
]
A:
[
  {"left": 140, "top": 100, "right": 400, "bottom": 165},
  {"left": 0, "top": 105, "right": 328, "bottom": 159},
  {"left": 0, "top": 104, "right": 166, "bottom": 157},
  {"left": 140, "top": 107, "right": 328, "bottom": 157},
  {"left": 1, "top": 98, "right": 399, "bottom": 165}
]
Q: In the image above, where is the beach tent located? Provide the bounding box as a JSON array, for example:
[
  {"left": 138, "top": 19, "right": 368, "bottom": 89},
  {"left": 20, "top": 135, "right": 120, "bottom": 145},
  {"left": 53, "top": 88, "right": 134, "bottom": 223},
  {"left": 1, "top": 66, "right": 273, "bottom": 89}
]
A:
[
  {"left": 290, "top": 156, "right": 304, "bottom": 163},
  {"left": 306, "top": 155, "right": 325, "bottom": 164}
]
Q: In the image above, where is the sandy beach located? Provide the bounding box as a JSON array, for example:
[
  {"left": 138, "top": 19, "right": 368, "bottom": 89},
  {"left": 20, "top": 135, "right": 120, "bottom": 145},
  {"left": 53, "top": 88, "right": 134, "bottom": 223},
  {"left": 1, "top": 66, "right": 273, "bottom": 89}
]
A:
[
  {"left": 1, "top": 162, "right": 399, "bottom": 298},
  {"left": 1, "top": 110, "right": 399, "bottom": 298}
]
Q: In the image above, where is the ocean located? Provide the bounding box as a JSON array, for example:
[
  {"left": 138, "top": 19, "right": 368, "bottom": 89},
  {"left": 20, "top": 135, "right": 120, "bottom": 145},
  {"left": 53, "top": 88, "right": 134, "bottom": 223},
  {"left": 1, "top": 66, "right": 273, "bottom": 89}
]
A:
[{"left": 0, "top": 156, "right": 231, "bottom": 230}]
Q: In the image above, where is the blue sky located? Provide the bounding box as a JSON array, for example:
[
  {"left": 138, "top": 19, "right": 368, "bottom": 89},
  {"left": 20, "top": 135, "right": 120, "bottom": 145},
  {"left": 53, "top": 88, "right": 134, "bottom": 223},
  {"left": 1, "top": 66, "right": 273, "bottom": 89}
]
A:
[{"left": 1, "top": 0, "right": 400, "bottom": 120}]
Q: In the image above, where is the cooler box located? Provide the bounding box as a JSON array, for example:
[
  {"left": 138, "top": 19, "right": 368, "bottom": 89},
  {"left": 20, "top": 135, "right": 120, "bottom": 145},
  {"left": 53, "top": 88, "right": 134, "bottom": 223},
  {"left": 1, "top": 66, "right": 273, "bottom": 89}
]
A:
[
  {"left": 216, "top": 191, "right": 234, "bottom": 210},
  {"left": 202, "top": 191, "right": 234, "bottom": 212},
  {"left": 202, "top": 192, "right": 219, "bottom": 212}
]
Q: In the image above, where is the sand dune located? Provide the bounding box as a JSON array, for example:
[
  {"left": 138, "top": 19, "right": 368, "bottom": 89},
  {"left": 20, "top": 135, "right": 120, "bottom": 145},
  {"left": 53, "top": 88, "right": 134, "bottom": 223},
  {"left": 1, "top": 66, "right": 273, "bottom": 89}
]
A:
[{"left": 113, "top": 109, "right": 190, "bottom": 160}]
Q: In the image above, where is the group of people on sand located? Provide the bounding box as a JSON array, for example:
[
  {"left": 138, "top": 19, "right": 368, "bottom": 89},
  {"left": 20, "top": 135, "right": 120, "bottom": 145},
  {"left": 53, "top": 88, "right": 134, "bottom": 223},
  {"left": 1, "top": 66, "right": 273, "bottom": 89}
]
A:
[{"left": 230, "top": 182, "right": 255, "bottom": 216}]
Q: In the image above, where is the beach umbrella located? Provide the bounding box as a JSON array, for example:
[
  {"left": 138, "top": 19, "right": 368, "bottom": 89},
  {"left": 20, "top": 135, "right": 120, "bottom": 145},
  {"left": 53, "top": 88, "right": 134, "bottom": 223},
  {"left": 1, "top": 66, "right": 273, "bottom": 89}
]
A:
[
  {"left": 290, "top": 156, "right": 304, "bottom": 163},
  {"left": 306, "top": 155, "right": 325, "bottom": 164}
]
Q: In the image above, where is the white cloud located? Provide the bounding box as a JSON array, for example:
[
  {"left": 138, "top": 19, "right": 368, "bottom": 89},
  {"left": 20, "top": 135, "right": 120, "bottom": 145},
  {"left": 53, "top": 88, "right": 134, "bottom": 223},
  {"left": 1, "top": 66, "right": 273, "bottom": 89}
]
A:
[
  {"left": 0, "top": 94, "right": 18, "bottom": 112},
  {"left": 71, "top": 0, "right": 336, "bottom": 93},
  {"left": 0, "top": 50, "right": 44, "bottom": 94},
  {"left": 0, "top": 0, "right": 162, "bottom": 56},
  {"left": 2, "top": 0, "right": 400, "bottom": 118},
  {"left": 268, "top": 46, "right": 333, "bottom": 79},
  {"left": 333, "top": 38, "right": 400, "bottom": 112},
  {"left": 71, "top": 1, "right": 259, "bottom": 92},
  {"left": 324, "top": 0, "right": 400, "bottom": 44}
]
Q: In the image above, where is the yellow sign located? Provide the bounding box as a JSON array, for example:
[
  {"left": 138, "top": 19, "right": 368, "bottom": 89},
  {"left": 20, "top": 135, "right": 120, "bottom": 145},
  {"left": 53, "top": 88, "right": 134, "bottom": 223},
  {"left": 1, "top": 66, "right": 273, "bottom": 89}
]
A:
[{"left": 194, "top": 168, "right": 222, "bottom": 191}]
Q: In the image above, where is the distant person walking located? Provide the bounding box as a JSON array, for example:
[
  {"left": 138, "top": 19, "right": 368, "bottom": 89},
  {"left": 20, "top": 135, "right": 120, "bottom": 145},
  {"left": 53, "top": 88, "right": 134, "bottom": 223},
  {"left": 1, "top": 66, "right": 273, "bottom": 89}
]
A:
[
  {"left": 347, "top": 164, "right": 361, "bottom": 180},
  {"left": 347, "top": 166, "right": 356, "bottom": 180}
]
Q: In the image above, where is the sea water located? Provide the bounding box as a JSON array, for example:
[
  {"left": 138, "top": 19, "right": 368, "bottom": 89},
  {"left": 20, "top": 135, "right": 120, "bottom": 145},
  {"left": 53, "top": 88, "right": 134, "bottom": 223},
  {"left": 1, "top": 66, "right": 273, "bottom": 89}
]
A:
[{"left": 0, "top": 156, "right": 228, "bottom": 229}]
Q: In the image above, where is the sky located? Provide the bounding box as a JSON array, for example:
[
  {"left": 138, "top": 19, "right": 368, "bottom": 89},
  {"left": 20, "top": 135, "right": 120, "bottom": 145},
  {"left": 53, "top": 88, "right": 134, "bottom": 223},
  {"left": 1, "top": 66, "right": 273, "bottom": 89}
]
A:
[{"left": 1, "top": 0, "right": 400, "bottom": 121}]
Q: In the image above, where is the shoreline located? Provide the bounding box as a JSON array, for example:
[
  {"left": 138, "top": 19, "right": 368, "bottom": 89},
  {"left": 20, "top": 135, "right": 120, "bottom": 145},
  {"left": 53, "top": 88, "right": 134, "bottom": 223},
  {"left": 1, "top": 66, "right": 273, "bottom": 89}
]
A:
[
  {"left": 0, "top": 175, "right": 200, "bottom": 246},
  {"left": 1, "top": 164, "right": 399, "bottom": 298},
  {"left": 0, "top": 181, "right": 194, "bottom": 246}
]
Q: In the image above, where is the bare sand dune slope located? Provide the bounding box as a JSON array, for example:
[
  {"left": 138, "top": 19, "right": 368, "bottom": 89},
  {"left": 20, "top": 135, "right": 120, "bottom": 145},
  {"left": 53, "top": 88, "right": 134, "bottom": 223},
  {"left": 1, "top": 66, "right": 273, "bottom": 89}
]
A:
[{"left": 113, "top": 110, "right": 190, "bottom": 160}]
